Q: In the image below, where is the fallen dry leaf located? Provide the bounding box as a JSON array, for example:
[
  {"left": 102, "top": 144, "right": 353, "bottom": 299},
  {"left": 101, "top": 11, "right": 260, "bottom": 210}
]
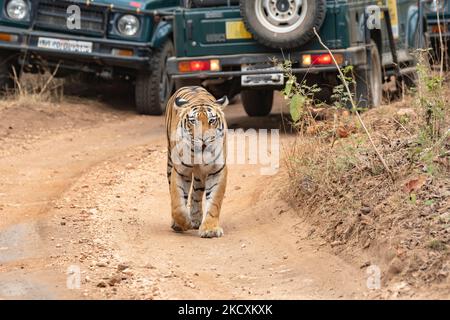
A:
[
  {"left": 337, "top": 127, "right": 350, "bottom": 138},
  {"left": 403, "top": 176, "right": 427, "bottom": 193},
  {"left": 336, "top": 124, "right": 356, "bottom": 138}
]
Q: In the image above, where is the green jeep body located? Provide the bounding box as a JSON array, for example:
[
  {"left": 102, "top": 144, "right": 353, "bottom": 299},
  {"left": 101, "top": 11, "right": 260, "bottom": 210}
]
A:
[
  {"left": 167, "top": 0, "right": 422, "bottom": 116},
  {"left": 0, "top": 0, "right": 179, "bottom": 114},
  {"left": 422, "top": 0, "right": 450, "bottom": 64}
]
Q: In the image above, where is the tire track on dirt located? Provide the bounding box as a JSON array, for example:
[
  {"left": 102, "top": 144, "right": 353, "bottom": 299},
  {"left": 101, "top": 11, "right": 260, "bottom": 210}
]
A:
[
  {"left": 0, "top": 115, "right": 165, "bottom": 299},
  {"left": 38, "top": 128, "right": 368, "bottom": 300},
  {"left": 0, "top": 103, "right": 369, "bottom": 299}
]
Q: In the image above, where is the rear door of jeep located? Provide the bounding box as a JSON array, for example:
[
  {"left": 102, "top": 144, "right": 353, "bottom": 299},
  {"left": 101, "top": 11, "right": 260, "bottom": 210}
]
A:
[
  {"left": 169, "top": 0, "right": 348, "bottom": 101},
  {"left": 173, "top": 2, "right": 274, "bottom": 58}
]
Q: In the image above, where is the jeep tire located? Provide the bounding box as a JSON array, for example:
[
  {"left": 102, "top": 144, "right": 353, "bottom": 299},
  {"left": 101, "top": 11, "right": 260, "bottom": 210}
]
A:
[
  {"left": 241, "top": 89, "right": 274, "bottom": 117},
  {"left": 354, "top": 42, "right": 382, "bottom": 108},
  {"left": 0, "top": 52, "right": 16, "bottom": 93},
  {"left": 240, "top": 0, "right": 327, "bottom": 49},
  {"left": 135, "top": 40, "right": 175, "bottom": 115}
]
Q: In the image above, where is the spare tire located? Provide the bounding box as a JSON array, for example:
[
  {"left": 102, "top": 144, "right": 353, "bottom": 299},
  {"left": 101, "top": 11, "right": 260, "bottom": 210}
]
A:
[{"left": 240, "top": 0, "right": 327, "bottom": 49}]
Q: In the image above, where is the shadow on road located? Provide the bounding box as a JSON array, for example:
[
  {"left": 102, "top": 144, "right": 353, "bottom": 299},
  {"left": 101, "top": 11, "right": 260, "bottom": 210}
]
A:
[
  {"left": 64, "top": 78, "right": 297, "bottom": 133},
  {"left": 64, "top": 77, "right": 136, "bottom": 113},
  {"left": 226, "top": 94, "right": 296, "bottom": 134}
]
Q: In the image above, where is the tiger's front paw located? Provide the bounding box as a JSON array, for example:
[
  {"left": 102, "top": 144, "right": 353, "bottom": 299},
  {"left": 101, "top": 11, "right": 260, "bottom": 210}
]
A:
[
  {"left": 171, "top": 220, "right": 190, "bottom": 233},
  {"left": 199, "top": 227, "right": 224, "bottom": 238}
]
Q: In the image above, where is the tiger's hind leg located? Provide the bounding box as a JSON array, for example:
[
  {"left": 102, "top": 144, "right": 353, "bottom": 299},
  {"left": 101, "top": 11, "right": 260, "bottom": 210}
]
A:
[
  {"left": 199, "top": 166, "right": 227, "bottom": 238},
  {"left": 170, "top": 167, "right": 192, "bottom": 232},
  {"left": 190, "top": 176, "right": 205, "bottom": 230}
]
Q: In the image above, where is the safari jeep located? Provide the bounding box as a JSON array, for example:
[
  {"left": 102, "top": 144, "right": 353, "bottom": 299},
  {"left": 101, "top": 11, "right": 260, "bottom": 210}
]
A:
[
  {"left": 167, "top": 0, "right": 423, "bottom": 117},
  {"left": 421, "top": 0, "right": 450, "bottom": 65},
  {"left": 0, "top": 0, "right": 179, "bottom": 115}
]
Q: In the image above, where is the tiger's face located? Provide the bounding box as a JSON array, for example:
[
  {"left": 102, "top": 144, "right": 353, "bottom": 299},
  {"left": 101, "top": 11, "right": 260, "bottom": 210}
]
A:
[{"left": 175, "top": 96, "right": 228, "bottom": 153}]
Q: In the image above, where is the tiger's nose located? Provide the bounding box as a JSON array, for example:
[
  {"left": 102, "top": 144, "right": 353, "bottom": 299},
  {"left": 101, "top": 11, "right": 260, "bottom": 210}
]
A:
[{"left": 202, "top": 143, "right": 207, "bottom": 151}]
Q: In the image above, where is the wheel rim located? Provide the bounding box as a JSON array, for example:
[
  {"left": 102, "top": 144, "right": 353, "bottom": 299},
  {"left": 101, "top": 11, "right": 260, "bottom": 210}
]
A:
[{"left": 254, "top": 0, "right": 307, "bottom": 34}]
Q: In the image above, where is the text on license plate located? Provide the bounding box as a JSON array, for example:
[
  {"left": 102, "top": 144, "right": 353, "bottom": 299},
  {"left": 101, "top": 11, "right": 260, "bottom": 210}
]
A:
[
  {"left": 37, "top": 37, "right": 93, "bottom": 53},
  {"left": 241, "top": 64, "right": 284, "bottom": 87}
]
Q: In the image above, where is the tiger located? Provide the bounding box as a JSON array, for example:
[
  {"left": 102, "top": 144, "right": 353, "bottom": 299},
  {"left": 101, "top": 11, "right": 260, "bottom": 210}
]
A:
[{"left": 165, "top": 86, "right": 229, "bottom": 238}]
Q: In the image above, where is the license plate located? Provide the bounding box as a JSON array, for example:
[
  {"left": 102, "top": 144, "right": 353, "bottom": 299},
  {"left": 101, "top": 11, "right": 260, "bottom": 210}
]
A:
[
  {"left": 37, "top": 37, "right": 93, "bottom": 53},
  {"left": 226, "top": 20, "right": 252, "bottom": 40},
  {"left": 241, "top": 64, "right": 284, "bottom": 87}
]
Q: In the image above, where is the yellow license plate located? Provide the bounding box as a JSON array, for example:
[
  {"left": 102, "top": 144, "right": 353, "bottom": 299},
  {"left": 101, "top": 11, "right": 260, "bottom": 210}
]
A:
[{"left": 226, "top": 20, "right": 252, "bottom": 40}]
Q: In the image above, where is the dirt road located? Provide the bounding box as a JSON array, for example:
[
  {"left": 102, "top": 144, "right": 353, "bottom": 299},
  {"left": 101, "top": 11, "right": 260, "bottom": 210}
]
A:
[{"left": 0, "top": 94, "right": 371, "bottom": 299}]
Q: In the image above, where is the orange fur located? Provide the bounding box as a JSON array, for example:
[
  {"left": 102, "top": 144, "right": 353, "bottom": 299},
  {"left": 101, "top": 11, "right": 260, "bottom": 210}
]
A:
[{"left": 165, "top": 87, "right": 228, "bottom": 238}]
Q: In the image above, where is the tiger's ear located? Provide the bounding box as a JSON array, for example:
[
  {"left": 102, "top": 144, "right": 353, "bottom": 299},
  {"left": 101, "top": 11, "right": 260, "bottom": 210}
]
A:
[
  {"left": 175, "top": 97, "right": 189, "bottom": 108},
  {"left": 216, "top": 96, "right": 229, "bottom": 109}
]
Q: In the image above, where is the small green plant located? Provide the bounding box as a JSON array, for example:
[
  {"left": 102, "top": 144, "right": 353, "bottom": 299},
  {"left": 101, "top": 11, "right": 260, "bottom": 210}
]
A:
[
  {"left": 413, "top": 51, "right": 448, "bottom": 176},
  {"left": 427, "top": 239, "right": 448, "bottom": 252},
  {"left": 409, "top": 193, "right": 417, "bottom": 204},
  {"left": 416, "top": 52, "right": 446, "bottom": 142},
  {"left": 280, "top": 60, "right": 321, "bottom": 126},
  {"left": 331, "top": 65, "right": 354, "bottom": 109}
]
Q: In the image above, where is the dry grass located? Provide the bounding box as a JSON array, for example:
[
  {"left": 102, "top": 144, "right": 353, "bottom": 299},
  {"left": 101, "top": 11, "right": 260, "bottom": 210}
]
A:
[
  {"left": 284, "top": 82, "right": 449, "bottom": 293},
  {"left": 0, "top": 70, "right": 64, "bottom": 111}
]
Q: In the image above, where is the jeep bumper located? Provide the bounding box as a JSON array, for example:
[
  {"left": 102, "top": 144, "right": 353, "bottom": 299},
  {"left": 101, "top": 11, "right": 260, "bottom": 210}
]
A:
[
  {"left": 426, "top": 16, "right": 450, "bottom": 40},
  {"left": 167, "top": 46, "right": 368, "bottom": 80},
  {"left": 0, "top": 26, "right": 152, "bottom": 70},
  {"left": 427, "top": 31, "right": 450, "bottom": 39}
]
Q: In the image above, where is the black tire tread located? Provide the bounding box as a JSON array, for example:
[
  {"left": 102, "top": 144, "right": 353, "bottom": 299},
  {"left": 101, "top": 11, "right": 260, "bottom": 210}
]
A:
[
  {"left": 0, "top": 53, "right": 16, "bottom": 92},
  {"left": 135, "top": 41, "right": 174, "bottom": 115},
  {"left": 239, "top": 0, "right": 327, "bottom": 49},
  {"left": 241, "top": 90, "right": 274, "bottom": 117},
  {"left": 354, "top": 42, "right": 382, "bottom": 108}
]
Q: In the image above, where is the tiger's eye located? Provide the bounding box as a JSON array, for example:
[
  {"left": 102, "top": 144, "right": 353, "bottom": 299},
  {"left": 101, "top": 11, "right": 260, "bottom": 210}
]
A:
[
  {"left": 188, "top": 117, "right": 196, "bottom": 124},
  {"left": 209, "top": 117, "right": 217, "bottom": 124}
]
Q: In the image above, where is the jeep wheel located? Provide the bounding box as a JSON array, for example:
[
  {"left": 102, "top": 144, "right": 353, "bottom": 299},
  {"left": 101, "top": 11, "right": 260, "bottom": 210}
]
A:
[
  {"left": 240, "top": 0, "right": 327, "bottom": 49},
  {"left": 241, "top": 90, "right": 274, "bottom": 117},
  {"left": 207, "top": 79, "right": 240, "bottom": 102},
  {"left": 355, "top": 42, "right": 382, "bottom": 108},
  {"left": 135, "top": 40, "right": 175, "bottom": 115},
  {"left": 0, "top": 52, "right": 17, "bottom": 93}
]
